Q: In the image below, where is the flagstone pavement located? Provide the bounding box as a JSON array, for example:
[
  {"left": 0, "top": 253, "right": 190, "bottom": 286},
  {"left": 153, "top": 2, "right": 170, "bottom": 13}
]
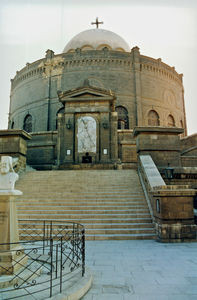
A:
[{"left": 81, "top": 240, "right": 197, "bottom": 300}]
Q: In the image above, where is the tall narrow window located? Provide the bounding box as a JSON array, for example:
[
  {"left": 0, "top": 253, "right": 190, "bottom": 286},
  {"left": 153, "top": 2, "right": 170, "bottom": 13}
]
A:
[
  {"left": 115, "top": 106, "right": 129, "bottom": 129},
  {"left": 11, "top": 121, "right": 14, "bottom": 129},
  {"left": 167, "top": 114, "right": 175, "bottom": 127},
  {"left": 23, "top": 114, "right": 32, "bottom": 132},
  {"left": 148, "top": 110, "right": 160, "bottom": 126}
]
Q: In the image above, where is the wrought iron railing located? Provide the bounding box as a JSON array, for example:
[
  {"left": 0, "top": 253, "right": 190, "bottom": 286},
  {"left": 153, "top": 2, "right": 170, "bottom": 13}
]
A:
[{"left": 0, "top": 220, "right": 85, "bottom": 299}]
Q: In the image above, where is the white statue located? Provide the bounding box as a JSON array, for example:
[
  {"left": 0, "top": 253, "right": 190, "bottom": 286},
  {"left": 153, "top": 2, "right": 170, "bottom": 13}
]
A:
[{"left": 0, "top": 156, "right": 19, "bottom": 190}]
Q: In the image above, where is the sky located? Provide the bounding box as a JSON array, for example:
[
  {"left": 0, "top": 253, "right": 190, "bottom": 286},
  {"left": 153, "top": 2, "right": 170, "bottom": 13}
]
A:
[{"left": 0, "top": 0, "right": 196, "bottom": 134}]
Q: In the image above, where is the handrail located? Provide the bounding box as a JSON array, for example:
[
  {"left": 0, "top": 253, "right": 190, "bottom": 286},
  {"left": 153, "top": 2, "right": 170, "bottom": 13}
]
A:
[{"left": 0, "top": 219, "right": 85, "bottom": 299}]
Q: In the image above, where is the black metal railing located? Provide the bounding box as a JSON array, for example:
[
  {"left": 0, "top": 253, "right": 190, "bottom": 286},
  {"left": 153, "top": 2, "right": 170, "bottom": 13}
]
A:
[{"left": 0, "top": 220, "right": 85, "bottom": 299}]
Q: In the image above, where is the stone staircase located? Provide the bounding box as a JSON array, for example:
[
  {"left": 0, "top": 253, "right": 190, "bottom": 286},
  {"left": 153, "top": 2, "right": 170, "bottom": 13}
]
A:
[{"left": 15, "top": 169, "right": 156, "bottom": 240}]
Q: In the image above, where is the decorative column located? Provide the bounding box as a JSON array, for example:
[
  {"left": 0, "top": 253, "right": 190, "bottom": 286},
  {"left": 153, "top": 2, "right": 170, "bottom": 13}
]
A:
[{"left": 0, "top": 156, "right": 27, "bottom": 275}]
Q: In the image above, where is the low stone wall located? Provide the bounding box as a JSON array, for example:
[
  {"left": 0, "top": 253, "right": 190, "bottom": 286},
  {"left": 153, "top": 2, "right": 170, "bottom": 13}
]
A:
[
  {"left": 139, "top": 154, "right": 197, "bottom": 242},
  {"left": 27, "top": 131, "right": 57, "bottom": 170},
  {"left": 134, "top": 126, "right": 183, "bottom": 168}
]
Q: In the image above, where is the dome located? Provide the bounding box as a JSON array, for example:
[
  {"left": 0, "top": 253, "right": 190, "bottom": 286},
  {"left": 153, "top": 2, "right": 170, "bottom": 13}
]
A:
[{"left": 63, "top": 28, "right": 130, "bottom": 53}]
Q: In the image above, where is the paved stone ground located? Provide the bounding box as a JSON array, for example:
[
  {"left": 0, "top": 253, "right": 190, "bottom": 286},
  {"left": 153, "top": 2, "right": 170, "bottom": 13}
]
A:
[{"left": 81, "top": 240, "right": 197, "bottom": 300}]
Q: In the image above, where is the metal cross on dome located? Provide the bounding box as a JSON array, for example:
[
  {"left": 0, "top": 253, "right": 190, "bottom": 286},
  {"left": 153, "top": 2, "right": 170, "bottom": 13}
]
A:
[{"left": 91, "top": 17, "right": 103, "bottom": 28}]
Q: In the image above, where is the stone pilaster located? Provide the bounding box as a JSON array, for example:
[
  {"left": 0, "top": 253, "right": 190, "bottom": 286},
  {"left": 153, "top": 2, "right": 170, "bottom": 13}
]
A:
[
  {"left": 181, "top": 86, "right": 188, "bottom": 136},
  {"left": 110, "top": 112, "right": 118, "bottom": 162},
  {"left": 100, "top": 113, "right": 110, "bottom": 162},
  {"left": 132, "top": 46, "right": 143, "bottom": 126},
  {"left": 65, "top": 113, "right": 75, "bottom": 163},
  {"left": 57, "top": 113, "right": 65, "bottom": 166}
]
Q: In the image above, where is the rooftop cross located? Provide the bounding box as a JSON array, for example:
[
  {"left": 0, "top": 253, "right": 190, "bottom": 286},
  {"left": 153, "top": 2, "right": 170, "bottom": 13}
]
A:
[{"left": 91, "top": 17, "right": 103, "bottom": 29}]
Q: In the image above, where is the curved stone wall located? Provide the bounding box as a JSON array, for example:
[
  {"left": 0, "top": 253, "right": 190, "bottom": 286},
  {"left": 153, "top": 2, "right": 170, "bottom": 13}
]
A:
[
  {"left": 9, "top": 47, "right": 187, "bottom": 136},
  {"left": 140, "top": 55, "right": 186, "bottom": 131}
]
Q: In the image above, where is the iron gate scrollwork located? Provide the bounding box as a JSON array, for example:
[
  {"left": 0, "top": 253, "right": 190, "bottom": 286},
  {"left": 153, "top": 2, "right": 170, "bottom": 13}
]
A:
[{"left": 0, "top": 220, "right": 85, "bottom": 299}]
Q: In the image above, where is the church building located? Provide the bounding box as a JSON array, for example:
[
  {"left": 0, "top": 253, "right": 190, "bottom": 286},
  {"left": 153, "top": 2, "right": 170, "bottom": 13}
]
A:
[
  {"left": 8, "top": 19, "right": 188, "bottom": 170},
  {"left": 0, "top": 19, "right": 196, "bottom": 243}
]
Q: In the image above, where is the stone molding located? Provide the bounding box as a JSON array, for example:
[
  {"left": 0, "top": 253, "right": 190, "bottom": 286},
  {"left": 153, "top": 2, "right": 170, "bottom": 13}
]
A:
[
  {"left": 11, "top": 56, "right": 133, "bottom": 90},
  {"left": 11, "top": 50, "right": 183, "bottom": 90},
  {"left": 133, "top": 126, "right": 184, "bottom": 136},
  {"left": 141, "top": 63, "right": 182, "bottom": 86},
  {"left": 0, "top": 129, "right": 31, "bottom": 140}
]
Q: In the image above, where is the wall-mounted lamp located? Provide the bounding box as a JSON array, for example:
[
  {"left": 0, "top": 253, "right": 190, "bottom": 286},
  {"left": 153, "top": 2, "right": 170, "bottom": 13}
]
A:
[
  {"left": 66, "top": 119, "right": 72, "bottom": 130},
  {"left": 164, "top": 163, "right": 174, "bottom": 179},
  {"left": 102, "top": 121, "right": 109, "bottom": 129}
]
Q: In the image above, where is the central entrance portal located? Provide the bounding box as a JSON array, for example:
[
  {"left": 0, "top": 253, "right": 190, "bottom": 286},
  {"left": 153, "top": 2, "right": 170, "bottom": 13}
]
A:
[
  {"left": 77, "top": 116, "right": 96, "bottom": 163},
  {"left": 77, "top": 116, "right": 97, "bottom": 163},
  {"left": 57, "top": 84, "right": 118, "bottom": 167},
  {"left": 77, "top": 116, "right": 96, "bottom": 153}
]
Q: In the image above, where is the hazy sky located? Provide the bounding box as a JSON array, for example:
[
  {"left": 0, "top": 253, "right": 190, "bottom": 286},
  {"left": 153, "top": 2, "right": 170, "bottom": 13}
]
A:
[{"left": 0, "top": 0, "right": 197, "bottom": 134}]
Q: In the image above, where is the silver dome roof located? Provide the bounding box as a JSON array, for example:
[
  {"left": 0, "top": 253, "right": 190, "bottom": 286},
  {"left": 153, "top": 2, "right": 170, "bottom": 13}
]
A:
[{"left": 63, "top": 28, "right": 130, "bottom": 53}]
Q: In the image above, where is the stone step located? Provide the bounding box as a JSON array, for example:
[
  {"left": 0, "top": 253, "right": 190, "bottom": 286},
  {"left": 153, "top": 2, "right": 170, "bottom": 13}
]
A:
[
  {"left": 17, "top": 199, "right": 147, "bottom": 205},
  {"left": 18, "top": 208, "right": 149, "bottom": 214},
  {"left": 85, "top": 228, "right": 155, "bottom": 234},
  {"left": 16, "top": 169, "right": 155, "bottom": 240},
  {"left": 17, "top": 194, "right": 144, "bottom": 198},
  {"left": 18, "top": 197, "right": 145, "bottom": 202},
  {"left": 18, "top": 182, "right": 142, "bottom": 185},
  {"left": 17, "top": 190, "right": 143, "bottom": 195},
  {"left": 18, "top": 213, "right": 151, "bottom": 219},
  {"left": 19, "top": 218, "right": 153, "bottom": 224},
  {"left": 17, "top": 204, "right": 148, "bottom": 209},
  {"left": 85, "top": 223, "right": 154, "bottom": 229},
  {"left": 19, "top": 228, "right": 155, "bottom": 237},
  {"left": 18, "top": 222, "right": 154, "bottom": 230},
  {"left": 85, "top": 234, "right": 156, "bottom": 240}
]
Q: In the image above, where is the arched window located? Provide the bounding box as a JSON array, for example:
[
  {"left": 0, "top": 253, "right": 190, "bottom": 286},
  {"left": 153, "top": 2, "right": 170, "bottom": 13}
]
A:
[
  {"left": 115, "top": 106, "right": 129, "bottom": 129},
  {"left": 11, "top": 121, "right": 14, "bottom": 129},
  {"left": 148, "top": 110, "right": 160, "bottom": 126},
  {"left": 56, "top": 107, "right": 64, "bottom": 129},
  {"left": 23, "top": 114, "right": 32, "bottom": 132},
  {"left": 180, "top": 120, "right": 183, "bottom": 128},
  {"left": 167, "top": 114, "right": 175, "bottom": 127}
]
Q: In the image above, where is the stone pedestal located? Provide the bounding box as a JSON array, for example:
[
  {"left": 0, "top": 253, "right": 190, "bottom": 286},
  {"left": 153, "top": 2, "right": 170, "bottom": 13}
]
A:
[
  {"left": 0, "top": 190, "right": 27, "bottom": 275},
  {"left": 0, "top": 130, "right": 31, "bottom": 172},
  {"left": 151, "top": 186, "right": 196, "bottom": 242}
]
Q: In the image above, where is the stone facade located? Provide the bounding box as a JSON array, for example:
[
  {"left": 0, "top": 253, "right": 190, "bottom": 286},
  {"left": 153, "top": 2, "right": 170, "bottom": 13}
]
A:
[
  {"left": 9, "top": 48, "right": 186, "bottom": 136},
  {"left": 6, "top": 28, "right": 195, "bottom": 170}
]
